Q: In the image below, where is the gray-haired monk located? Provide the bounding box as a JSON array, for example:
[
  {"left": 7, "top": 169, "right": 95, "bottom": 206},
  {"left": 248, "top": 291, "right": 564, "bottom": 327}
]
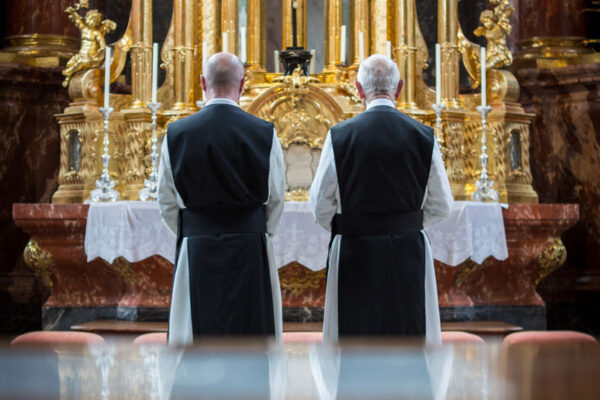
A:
[
  {"left": 158, "top": 52, "right": 285, "bottom": 345},
  {"left": 309, "top": 54, "right": 453, "bottom": 344}
]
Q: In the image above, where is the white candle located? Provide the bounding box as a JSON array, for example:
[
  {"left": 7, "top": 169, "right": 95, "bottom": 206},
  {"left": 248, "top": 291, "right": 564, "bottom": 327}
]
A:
[
  {"left": 358, "top": 31, "right": 365, "bottom": 62},
  {"left": 104, "top": 46, "right": 111, "bottom": 108},
  {"left": 240, "top": 27, "right": 247, "bottom": 64},
  {"left": 310, "top": 49, "right": 316, "bottom": 74},
  {"left": 480, "top": 46, "right": 486, "bottom": 107},
  {"left": 222, "top": 32, "right": 228, "bottom": 53},
  {"left": 386, "top": 41, "right": 392, "bottom": 59},
  {"left": 151, "top": 42, "right": 158, "bottom": 103},
  {"left": 274, "top": 50, "right": 280, "bottom": 73},
  {"left": 340, "top": 25, "right": 347, "bottom": 65},
  {"left": 435, "top": 43, "right": 441, "bottom": 105}
]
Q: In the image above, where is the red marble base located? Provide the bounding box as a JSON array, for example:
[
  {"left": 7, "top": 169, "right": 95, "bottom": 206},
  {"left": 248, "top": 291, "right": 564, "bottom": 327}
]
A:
[{"left": 13, "top": 203, "right": 578, "bottom": 327}]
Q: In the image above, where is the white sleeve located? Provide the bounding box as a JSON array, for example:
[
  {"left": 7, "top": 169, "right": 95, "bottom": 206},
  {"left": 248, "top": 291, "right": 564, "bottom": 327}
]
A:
[
  {"left": 423, "top": 140, "right": 453, "bottom": 227},
  {"left": 157, "top": 138, "right": 179, "bottom": 237},
  {"left": 265, "top": 129, "right": 286, "bottom": 236},
  {"left": 309, "top": 132, "right": 338, "bottom": 232}
]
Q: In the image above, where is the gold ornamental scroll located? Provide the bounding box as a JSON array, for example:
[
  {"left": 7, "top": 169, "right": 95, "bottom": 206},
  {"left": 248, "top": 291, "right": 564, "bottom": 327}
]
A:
[
  {"left": 247, "top": 0, "right": 266, "bottom": 69},
  {"left": 170, "top": 0, "right": 197, "bottom": 112},
  {"left": 282, "top": 0, "right": 306, "bottom": 49},
  {"left": 130, "top": 0, "right": 152, "bottom": 108},
  {"left": 395, "top": 0, "right": 418, "bottom": 110},
  {"left": 324, "top": 0, "right": 342, "bottom": 71},
  {"left": 221, "top": 0, "right": 238, "bottom": 54},
  {"left": 438, "top": 0, "right": 460, "bottom": 108},
  {"left": 351, "top": 0, "right": 369, "bottom": 67},
  {"left": 370, "top": 0, "right": 391, "bottom": 55}
]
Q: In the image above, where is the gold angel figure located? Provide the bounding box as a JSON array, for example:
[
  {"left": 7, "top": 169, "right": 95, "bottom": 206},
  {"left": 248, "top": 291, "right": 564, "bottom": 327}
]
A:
[
  {"left": 458, "top": 0, "right": 514, "bottom": 88},
  {"left": 62, "top": 1, "right": 116, "bottom": 87}
]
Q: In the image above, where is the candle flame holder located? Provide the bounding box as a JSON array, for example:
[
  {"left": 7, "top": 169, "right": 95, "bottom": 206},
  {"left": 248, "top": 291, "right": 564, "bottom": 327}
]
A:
[
  {"left": 472, "top": 104, "right": 499, "bottom": 202},
  {"left": 139, "top": 102, "right": 162, "bottom": 201},
  {"left": 90, "top": 107, "right": 119, "bottom": 202}
]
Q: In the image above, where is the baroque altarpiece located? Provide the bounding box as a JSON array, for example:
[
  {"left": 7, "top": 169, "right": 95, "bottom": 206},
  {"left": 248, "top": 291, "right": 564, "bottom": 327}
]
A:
[{"left": 52, "top": 0, "right": 538, "bottom": 205}]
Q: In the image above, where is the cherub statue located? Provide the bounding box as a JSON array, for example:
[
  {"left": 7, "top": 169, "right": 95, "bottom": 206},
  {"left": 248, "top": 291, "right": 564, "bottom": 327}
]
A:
[
  {"left": 62, "top": 1, "right": 116, "bottom": 87},
  {"left": 474, "top": 0, "right": 513, "bottom": 70},
  {"left": 457, "top": 0, "right": 514, "bottom": 88}
]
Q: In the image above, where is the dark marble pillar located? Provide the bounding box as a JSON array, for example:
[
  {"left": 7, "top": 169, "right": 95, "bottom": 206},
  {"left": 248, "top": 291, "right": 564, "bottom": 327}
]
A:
[
  {"left": 0, "top": 64, "right": 70, "bottom": 334},
  {"left": 2, "top": 0, "right": 81, "bottom": 59},
  {"left": 3, "top": 0, "right": 79, "bottom": 38},
  {"left": 517, "top": 64, "right": 600, "bottom": 334},
  {"left": 518, "top": 0, "right": 587, "bottom": 39}
]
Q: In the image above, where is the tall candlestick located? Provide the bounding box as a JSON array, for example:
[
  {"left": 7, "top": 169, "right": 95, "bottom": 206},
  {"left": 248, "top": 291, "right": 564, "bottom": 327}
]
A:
[
  {"left": 358, "top": 31, "right": 365, "bottom": 62},
  {"left": 386, "top": 41, "right": 392, "bottom": 59},
  {"left": 274, "top": 50, "right": 280, "bottom": 73},
  {"left": 240, "top": 27, "right": 247, "bottom": 63},
  {"left": 151, "top": 43, "right": 158, "bottom": 103},
  {"left": 104, "top": 46, "right": 111, "bottom": 108},
  {"left": 480, "top": 46, "right": 486, "bottom": 107},
  {"left": 340, "top": 25, "right": 347, "bottom": 65},
  {"left": 435, "top": 43, "right": 441, "bottom": 105},
  {"left": 222, "top": 32, "right": 228, "bottom": 53},
  {"left": 310, "top": 49, "right": 316, "bottom": 74}
]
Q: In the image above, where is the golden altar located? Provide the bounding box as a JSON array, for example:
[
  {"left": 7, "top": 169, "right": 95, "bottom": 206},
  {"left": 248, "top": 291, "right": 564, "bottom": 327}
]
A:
[
  {"left": 15, "top": 0, "right": 581, "bottom": 331},
  {"left": 51, "top": 0, "right": 538, "bottom": 205}
]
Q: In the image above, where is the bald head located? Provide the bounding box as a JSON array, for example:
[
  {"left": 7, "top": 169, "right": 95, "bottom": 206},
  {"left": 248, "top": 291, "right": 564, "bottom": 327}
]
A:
[
  {"left": 202, "top": 52, "right": 245, "bottom": 101},
  {"left": 356, "top": 55, "right": 400, "bottom": 97}
]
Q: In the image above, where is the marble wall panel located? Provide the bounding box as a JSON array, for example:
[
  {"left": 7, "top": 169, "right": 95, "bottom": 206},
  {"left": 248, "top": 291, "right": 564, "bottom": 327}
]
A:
[
  {"left": 517, "top": 63, "right": 600, "bottom": 333},
  {"left": 3, "top": 0, "right": 79, "bottom": 38},
  {"left": 518, "top": 0, "right": 587, "bottom": 39},
  {"left": 0, "top": 63, "right": 70, "bottom": 333}
]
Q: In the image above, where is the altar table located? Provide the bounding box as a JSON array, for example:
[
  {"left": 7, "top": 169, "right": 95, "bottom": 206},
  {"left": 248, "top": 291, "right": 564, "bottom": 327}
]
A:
[{"left": 84, "top": 201, "right": 509, "bottom": 270}]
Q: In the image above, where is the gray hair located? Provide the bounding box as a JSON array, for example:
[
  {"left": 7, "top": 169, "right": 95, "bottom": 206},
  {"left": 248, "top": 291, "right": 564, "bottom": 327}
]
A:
[
  {"left": 356, "top": 54, "right": 400, "bottom": 96},
  {"left": 203, "top": 52, "right": 244, "bottom": 90}
]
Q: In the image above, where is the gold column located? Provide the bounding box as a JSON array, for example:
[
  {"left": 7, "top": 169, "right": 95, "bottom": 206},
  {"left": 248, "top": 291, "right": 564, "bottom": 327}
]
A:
[
  {"left": 324, "top": 0, "right": 342, "bottom": 70},
  {"left": 247, "top": 0, "right": 266, "bottom": 68},
  {"left": 171, "top": 0, "right": 197, "bottom": 111},
  {"left": 351, "top": 0, "right": 369, "bottom": 66},
  {"left": 130, "top": 0, "right": 153, "bottom": 108},
  {"left": 395, "top": 0, "right": 417, "bottom": 109},
  {"left": 370, "top": 0, "right": 390, "bottom": 55},
  {"left": 282, "top": 0, "right": 306, "bottom": 49},
  {"left": 202, "top": 0, "right": 221, "bottom": 56},
  {"left": 221, "top": 0, "right": 238, "bottom": 54},
  {"left": 438, "top": 0, "right": 460, "bottom": 108}
]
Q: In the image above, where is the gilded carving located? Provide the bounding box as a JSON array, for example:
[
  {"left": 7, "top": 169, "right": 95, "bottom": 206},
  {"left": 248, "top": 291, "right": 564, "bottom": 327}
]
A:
[
  {"left": 453, "top": 259, "right": 480, "bottom": 287},
  {"left": 247, "top": 67, "right": 345, "bottom": 150},
  {"left": 23, "top": 240, "right": 54, "bottom": 288},
  {"left": 62, "top": 1, "right": 116, "bottom": 87},
  {"left": 536, "top": 239, "right": 567, "bottom": 285},
  {"left": 458, "top": 0, "right": 514, "bottom": 89},
  {"left": 104, "top": 257, "right": 137, "bottom": 286},
  {"left": 285, "top": 189, "right": 310, "bottom": 202},
  {"left": 279, "top": 265, "right": 326, "bottom": 298}
]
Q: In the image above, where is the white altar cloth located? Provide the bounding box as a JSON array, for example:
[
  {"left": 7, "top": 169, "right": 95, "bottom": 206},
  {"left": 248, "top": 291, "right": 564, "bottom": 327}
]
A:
[{"left": 85, "top": 201, "right": 508, "bottom": 269}]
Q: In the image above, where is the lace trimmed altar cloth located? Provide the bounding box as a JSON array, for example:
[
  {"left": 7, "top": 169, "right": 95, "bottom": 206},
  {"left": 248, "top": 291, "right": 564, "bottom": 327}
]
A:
[{"left": 85, "top": 201, "right": 508, "bottom": 269}]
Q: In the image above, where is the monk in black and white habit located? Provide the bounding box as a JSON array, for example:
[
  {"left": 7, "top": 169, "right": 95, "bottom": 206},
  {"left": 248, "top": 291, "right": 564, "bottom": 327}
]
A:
[
  {"left": 157, "top": 52, "right": 286, "bottom": 345},
  {"left": 309, "top": 54, "right": 453, "bottom": 345}
]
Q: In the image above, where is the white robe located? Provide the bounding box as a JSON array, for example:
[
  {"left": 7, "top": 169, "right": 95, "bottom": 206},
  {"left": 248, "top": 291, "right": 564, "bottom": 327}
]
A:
[
  {"left": 308, "top": 98, "right": 454, "bottom": 346},
  {"left": 157, "top": 98, "right": 286, "bottom": 345}
]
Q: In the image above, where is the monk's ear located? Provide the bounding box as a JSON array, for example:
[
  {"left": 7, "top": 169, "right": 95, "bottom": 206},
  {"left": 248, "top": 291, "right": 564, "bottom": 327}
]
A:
[
  {"left": 201, "top": 75, "right": 207, "bottom": 92},
  {"left": 238, "top": 76, "right": 245, "bottom": 95},
  {"left": 395, "top": 80, "right": 404, "bottom": 100},
  {"left": 355, "top": 81, "right": 365, "bottom": 100}
]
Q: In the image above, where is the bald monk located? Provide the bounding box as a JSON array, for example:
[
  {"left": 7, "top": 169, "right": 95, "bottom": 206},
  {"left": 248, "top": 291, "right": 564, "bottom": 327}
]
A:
[{"left": 158, "top": 53, "right": 286, "bottom": 345}]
